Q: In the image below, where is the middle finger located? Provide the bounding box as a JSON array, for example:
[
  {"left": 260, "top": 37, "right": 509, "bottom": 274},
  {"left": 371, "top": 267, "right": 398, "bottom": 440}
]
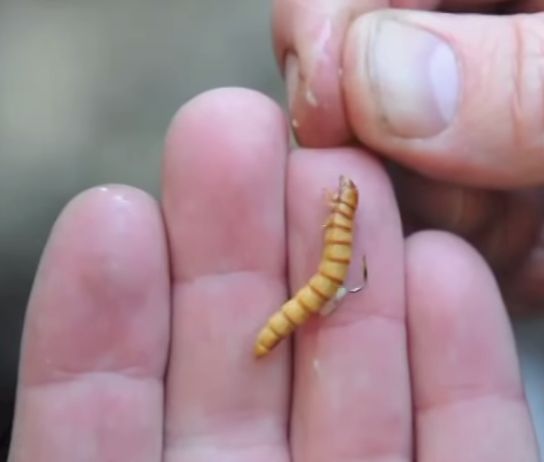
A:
[{"left": 161, "top": 88, "right": 291, "bottom": 461}]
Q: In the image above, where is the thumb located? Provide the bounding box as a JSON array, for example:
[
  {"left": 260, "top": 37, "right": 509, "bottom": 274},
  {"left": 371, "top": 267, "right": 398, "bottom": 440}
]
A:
[{"left": 342, "top": 10, "right": 544, "bottom": 188}]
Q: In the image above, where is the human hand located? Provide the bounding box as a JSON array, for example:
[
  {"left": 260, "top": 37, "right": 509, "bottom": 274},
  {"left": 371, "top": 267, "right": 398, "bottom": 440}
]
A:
[
  {"left": 273, "top": 0, "right": 544, "bottom": 313},
  {"left": 7, "top": 88, "right": 539, "bottom": 461}
]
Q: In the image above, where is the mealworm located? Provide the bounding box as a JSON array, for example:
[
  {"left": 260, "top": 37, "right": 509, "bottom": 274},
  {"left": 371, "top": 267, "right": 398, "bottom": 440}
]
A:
[{"left": 254, "top": 175, "right": 367, "bottom": 358}]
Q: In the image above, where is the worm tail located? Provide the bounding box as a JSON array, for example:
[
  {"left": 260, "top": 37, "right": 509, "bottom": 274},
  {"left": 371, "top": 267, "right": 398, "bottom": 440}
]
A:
[{"left": 254, "top": 272, "right": 342, "bottom": 357}]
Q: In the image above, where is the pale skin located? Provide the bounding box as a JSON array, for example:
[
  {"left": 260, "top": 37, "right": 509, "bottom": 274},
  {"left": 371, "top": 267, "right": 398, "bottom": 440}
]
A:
[
  {"left": 6, "top": 0, "right": 544, "bottom": 459},
  {"left": 6, "top": 87, "right": 540, "bottom": 461}
]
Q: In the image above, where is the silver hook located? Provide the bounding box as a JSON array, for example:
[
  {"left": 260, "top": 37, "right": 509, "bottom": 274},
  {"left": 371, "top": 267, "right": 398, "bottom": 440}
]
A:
[
  {"left": 322, "top": 255, "right": 369, "bottom": 317},
  {"left": 346, "top": 254, "right": 368, "bottom": 294}
]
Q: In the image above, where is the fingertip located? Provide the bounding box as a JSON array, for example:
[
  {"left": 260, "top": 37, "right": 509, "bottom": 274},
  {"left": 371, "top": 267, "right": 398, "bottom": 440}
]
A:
[
  {"left": 405, "top": 230, "right": 523, "bottom": 407},
  {"left": 46, "top": 184, "right": 166, "bottom": 276},
  {"left": 271, "top": 0, "right": 293, "bottom": 75},
  {"left": 46, "top": 184, "right": 165, "bottom": 268},
  {"left": 61, "top": 184, "right": 159, "bottom": 220},
  {"left": 167, "top": 87, "right": 288, "bottom": 145},
  {"left": 25, "top": 183, "right": 170, "bottom": 384},
  {"left": 272, "top": 0, "right": 356, "bottom": 147},
  {"left": 406, "top": 229, "right": 499, "bottom": 298},
  {"left": 162, "top": 87, "right": 289, "bottom": 282},
  {"left": 285, "top": 52, "right": 354, "bottom": 147},
  {"left": 405, "top": 228, "right": 513, "bottom": 340},
  {"left": 163, "top": 88, "right": 289, "bottom": 190}
]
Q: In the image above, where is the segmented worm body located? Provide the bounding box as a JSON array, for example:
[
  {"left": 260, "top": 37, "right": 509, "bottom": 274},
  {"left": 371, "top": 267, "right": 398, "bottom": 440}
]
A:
[{"left": 254, "top": 175, "right": 365, "bottom": 358}]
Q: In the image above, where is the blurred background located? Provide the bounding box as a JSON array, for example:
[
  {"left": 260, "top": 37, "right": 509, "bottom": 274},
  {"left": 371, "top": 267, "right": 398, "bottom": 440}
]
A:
[{"left": 0, "top": 0, "right": 542, "bottom": 459}]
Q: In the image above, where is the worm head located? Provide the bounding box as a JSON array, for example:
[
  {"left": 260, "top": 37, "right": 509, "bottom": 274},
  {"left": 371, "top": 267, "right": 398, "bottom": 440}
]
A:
[{"left": 338, "top": 175, "right": 358, "bottom": 206}]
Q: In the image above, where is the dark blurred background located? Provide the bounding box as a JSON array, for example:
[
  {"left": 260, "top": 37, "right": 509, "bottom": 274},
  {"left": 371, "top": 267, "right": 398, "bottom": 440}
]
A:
[{"left": 0, "top": 1, "right": 542, "bottom": 459}]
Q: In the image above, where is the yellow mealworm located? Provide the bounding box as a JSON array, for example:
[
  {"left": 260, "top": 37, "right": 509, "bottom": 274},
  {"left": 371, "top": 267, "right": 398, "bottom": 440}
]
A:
[{"left": 254, "top": 175, "right": 368, "bottom": 358}]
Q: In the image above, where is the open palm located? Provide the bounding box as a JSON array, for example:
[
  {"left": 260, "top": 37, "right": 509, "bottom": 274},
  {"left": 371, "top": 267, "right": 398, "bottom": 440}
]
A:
[{"left": 7, "top": 89, "right": 539, "bottom": 461}]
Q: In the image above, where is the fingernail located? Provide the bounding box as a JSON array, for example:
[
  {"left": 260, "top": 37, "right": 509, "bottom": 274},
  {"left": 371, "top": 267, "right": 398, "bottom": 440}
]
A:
[
  {"left": 285, "top": 53, "right": 299, "bottom": 114},
  {"left": 369, "top": 19, "right": 460, "bottom": 137}
]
